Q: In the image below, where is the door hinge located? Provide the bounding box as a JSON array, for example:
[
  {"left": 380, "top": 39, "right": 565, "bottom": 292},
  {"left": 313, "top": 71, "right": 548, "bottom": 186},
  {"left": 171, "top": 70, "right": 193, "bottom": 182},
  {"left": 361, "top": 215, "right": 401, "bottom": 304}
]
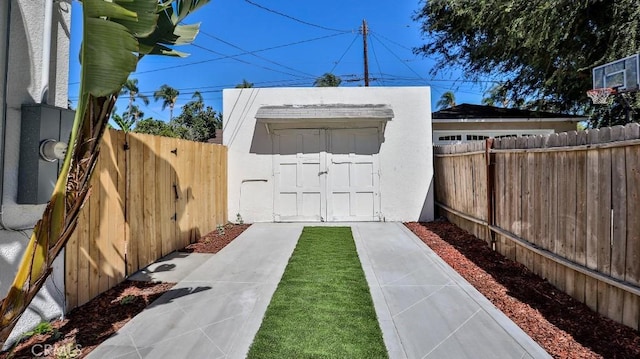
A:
[{"left": 171, "top": 213, "right": 177, "bottom": 221}]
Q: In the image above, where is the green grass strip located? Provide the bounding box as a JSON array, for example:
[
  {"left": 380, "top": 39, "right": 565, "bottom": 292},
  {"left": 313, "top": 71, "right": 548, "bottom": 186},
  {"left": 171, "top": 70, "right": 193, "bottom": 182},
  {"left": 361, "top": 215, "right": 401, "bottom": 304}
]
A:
[{"left": 247, "top": 227, "right": 388, "bottom": 359}]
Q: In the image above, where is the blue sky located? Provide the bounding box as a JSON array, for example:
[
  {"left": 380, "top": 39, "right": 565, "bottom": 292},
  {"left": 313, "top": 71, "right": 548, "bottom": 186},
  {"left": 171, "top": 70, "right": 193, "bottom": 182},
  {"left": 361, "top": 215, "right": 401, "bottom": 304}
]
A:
[{"left": 68, "top": 0, "right": 493, "bottom": 121}]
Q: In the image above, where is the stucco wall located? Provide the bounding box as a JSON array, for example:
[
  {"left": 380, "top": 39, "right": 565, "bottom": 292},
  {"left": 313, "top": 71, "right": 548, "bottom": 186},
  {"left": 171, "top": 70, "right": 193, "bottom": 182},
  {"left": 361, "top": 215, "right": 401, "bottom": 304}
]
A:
[
  {"left": 0, "top": 0, "right": 71, "bottom": 348},
  {"left": 223, "top": 87, "right": 434, "bottom": 223}
]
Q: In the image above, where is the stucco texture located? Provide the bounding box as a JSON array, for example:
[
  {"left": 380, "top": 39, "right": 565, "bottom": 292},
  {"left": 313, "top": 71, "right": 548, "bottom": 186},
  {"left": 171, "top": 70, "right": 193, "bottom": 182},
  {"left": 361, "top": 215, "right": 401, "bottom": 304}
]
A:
[{"left": 223, "top": 86, "right": 434, "bottom": 223}]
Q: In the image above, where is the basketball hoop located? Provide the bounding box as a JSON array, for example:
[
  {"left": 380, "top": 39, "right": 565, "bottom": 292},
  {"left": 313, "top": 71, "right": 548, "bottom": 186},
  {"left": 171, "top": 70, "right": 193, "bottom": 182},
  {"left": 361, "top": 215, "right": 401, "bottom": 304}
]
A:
[{"left": 587, "top": 87, "right": 616, "bottom": 105}]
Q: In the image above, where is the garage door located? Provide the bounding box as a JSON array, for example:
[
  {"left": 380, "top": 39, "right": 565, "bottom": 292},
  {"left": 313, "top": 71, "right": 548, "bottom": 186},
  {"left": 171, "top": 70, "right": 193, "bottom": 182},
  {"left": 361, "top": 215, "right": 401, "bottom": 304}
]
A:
[{"left": 274, "top": 128, "right": 381, "bottom": 222}]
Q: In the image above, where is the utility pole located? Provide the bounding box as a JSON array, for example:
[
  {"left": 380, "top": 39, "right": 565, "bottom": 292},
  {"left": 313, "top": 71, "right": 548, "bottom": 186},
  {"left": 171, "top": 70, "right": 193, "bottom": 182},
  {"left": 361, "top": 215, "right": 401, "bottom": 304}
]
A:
[{"left": 362, "top": 19, "right": 370, "bottom": 87}]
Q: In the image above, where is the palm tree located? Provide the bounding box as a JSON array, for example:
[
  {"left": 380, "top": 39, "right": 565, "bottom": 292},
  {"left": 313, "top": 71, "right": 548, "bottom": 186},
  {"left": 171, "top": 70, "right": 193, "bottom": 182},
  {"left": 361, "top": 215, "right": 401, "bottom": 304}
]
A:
[
  {"left": 235, "top": 79, "right": 254, "bottom": 88},
  {"left": 120, "top": 78, "right": 149, "bottom": 123},
  {"left": 154, "top": 84, "right": 180, "bottom": 121},
  {"left": 314, "top": 73, "right": 342, "bottom": 87},
  {"left": 436, "top": 91, "right": 456, "bottom": 109},
  {"left": 191, "top": 91, "right": 205, "bottom": 112},
  {"left": 482, "top": 84, "right": 509, "bottom": 108},
  {"left": 0, "top": 0, "right": 209, "bottom": 345}
]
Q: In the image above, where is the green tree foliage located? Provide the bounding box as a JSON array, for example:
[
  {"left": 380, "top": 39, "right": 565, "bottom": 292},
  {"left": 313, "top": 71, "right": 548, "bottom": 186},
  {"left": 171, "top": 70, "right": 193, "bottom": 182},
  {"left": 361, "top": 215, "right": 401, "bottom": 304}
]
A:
[
  {"left": 111, "top": 106, "right": 136, "bottom": 132},
  {"left": 314, "top": 73, "right": 342, "bottom": 87},
  {"left": 134, "top": 118, "right": 178, "bottom": 137},
  {"left": 235, "top": 79, "right": 254, "bottom": 88},
  {"left": 414, "top": 0, "right": 640, "bottom": 126},
  {"left": 134, "top": 92, "right": 222, "bottom": 142},
  {"left": 436, "top": 91, "right": 456, "bottom": 109},
  {"left": 172, "top": 92, "right": 222, "bottom": 142},
  {"left": 111, "top": 104, "right": 145, "bottom": 132},
  {"left": 153, "top": 84, "right": 180, "bottom": 120}
]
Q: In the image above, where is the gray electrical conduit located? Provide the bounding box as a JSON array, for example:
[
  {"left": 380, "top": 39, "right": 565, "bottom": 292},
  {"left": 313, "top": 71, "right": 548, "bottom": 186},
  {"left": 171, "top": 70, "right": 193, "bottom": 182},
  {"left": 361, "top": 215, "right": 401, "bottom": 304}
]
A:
[{"left": 0, "top": 0, "right": 19, "bottom": 231}]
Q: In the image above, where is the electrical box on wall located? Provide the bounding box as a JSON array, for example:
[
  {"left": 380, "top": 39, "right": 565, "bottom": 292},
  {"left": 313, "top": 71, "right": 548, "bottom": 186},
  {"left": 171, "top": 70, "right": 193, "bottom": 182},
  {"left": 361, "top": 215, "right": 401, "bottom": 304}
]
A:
[{"left": 17, "top": 104, "right": 74, "bottom": 204}]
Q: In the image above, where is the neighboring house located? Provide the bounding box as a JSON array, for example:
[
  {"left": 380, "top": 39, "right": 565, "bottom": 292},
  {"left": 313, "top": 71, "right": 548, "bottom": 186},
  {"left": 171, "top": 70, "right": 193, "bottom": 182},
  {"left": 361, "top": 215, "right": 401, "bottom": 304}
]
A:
[
  {"left": 223, "top": 87, "right": 434, "bottom": 224},
  {"left": 0, "top": 1, "right": 71, "bottom": 347},
  {"left": 432, "top": 103, "right": 586, "bottom": 145},
  {"left": 207, "top": 128, "right": 223, "bottom": 145}
]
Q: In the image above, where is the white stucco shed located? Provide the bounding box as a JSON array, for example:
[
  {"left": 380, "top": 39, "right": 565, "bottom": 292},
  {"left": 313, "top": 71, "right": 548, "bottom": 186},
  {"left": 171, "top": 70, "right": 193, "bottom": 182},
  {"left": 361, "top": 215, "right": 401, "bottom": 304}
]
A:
[{"left": 223, "top": 87, "right": 434, "bottom": 223}]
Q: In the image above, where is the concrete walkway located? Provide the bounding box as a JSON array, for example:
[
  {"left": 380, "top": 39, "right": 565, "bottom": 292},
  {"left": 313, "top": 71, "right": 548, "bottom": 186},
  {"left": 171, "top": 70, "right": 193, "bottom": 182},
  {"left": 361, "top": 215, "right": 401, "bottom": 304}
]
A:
[{"left": 88, "top": 223, "right": 550, "bottom": 359}]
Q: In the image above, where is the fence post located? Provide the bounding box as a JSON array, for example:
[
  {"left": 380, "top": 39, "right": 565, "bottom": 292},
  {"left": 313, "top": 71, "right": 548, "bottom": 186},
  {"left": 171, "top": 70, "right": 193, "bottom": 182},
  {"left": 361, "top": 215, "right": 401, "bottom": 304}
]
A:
[{"left": 485, "top": 138, "right": 496, "bottom": 250}]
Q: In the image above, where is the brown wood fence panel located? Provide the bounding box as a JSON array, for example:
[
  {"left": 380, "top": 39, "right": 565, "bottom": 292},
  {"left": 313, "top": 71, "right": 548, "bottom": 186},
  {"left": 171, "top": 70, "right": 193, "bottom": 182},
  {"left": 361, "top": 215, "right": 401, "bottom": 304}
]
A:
[
  {"left": 433, "top": 123, "right": 640, "bottom": 330},
  {"left": 433, "top": 141, "right": 488, "bottom": 242},
  {"left": 66, "top": 130, "right": 227, "bottom": 309}
]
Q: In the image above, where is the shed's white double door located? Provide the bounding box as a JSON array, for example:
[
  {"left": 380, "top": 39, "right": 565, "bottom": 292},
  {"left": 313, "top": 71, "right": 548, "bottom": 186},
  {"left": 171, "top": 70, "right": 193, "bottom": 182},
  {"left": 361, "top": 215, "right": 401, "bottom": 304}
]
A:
[{"left": 273, "top": 128, "right": 381, "bottom": 222}]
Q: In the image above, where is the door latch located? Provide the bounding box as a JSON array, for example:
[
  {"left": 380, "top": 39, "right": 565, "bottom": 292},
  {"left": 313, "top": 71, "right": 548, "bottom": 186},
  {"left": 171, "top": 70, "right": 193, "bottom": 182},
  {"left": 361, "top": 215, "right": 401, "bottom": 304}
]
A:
[{"left": 318, "top": 170, "right": 328, "bottom": 175}]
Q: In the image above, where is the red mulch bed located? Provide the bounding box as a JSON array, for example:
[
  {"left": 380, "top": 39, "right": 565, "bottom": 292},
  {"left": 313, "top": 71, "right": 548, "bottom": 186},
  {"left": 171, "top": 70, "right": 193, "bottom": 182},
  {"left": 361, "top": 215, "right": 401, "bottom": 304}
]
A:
[
  {"left": 181, "top": 223, "right": 251, "bottom": 253},
  {"left": 0, "top": 281, "right": 174, "bottom": 359},
  {"left": 1, "top": 224, "right": 250, "bottom": 358},
  {"left": 405, "top": 221, "right": 640, "bottom": 359}
]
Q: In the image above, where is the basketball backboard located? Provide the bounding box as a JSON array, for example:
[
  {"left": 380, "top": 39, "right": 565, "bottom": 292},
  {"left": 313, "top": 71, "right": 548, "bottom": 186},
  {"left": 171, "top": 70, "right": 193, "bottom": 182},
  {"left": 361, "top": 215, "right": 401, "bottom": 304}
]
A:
[{"left": 592, "top": 54, "right": 640, "bottom": 91}]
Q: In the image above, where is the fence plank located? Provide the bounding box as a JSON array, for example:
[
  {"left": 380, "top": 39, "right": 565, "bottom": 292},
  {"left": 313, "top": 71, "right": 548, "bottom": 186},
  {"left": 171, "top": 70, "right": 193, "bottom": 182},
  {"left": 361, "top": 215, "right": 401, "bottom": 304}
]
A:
[
  {"left": 88, "top": 145, "right": 102, "bottom": 301},
  {"left": 495, "top": 147, "right": 505, "bottom": 254},
  {"left": 611, "top": 127, "right": 627, "bottom": 281},
  {"left": 98, "top": 131, "right": 114, "bottom": 294},
  {"left": 531, "top": 150, "right": 540, "bottom": 276},
  {"left": 564, "top": 132, "right": 577, "bottom": 298},
  {"left": 622, "top": 291, "right": 640, "bottom": 330},
  {"left": 546, "top": 134, "right": 558, "bottom": 284},
  {"left": 585, "top": 131, "right": 600, "bottom": 272},
  {"left": 522, "top": 137, "right": 535, "bottom": 270},
  {"left": 174, "top": 139, "right": 188, "bottom": 247},
  {"left": 574, "top": 132, "right": 588, "bottom": 303},
  {"left": 625, "top": 144, "right": 640, "bottom": 287},
  {"left": 554, "top": 134, "right": 567, "bottom": 292},
  {"left": 127, "top": 134, "right": 143, "bottom": 274},
  {"left": 76, "top": 205, "right": 91, "bottom": 307},
  {"left": 65, "top": 215, "right": 79, "bottom": 310},
  {"left": 506, "top": 139, "right": 517, "bottom": 260}
]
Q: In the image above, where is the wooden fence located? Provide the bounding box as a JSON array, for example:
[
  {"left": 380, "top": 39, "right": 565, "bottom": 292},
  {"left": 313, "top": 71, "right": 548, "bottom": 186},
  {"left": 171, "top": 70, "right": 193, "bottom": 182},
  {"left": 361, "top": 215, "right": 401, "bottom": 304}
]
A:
[
  {"left": 433, "top": 123, "right": 640, "bottom": 330},
  {"left": 65, "top": 129, "right": 227, "bottom": 309}
]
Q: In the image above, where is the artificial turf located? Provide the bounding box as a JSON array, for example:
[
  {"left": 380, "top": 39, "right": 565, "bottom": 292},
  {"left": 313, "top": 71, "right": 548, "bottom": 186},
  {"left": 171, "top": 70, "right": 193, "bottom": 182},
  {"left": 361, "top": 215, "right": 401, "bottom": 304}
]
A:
[{"left": 247, "top": 226, "right": 388, "bottom": 359}]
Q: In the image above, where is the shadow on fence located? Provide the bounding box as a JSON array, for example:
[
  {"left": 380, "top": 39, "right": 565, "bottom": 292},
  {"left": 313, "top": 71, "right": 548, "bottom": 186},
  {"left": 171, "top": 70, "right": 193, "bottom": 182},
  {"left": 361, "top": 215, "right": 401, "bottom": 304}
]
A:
[{"left": 65, "top": 129, "right": 227, "bottom": 310}]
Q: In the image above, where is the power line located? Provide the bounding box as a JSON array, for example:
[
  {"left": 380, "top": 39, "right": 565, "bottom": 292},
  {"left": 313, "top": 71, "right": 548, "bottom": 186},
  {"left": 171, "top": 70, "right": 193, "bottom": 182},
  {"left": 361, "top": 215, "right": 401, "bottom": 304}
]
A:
[
  {"left": 68, "top": 33, "right": 348, "bottom": 85},
  {"left": 199, "top": 31, "right": 315, "bottom": 78},
  {"left": 369, "top": 30, "right": 414, "bottom": 52},
  {"left": 192, "top": 43, "right": 307, "bottom": 79},
  {"left": 244, "top": 0, "right": 352, "bottom": 33},
  {"left": 329, "top": 34, "right": 359, "bottom": 73},
  {"left": 369, "top": 34, "right": 385, "bottom": 86},
  {"left": 370, "top": 33, "right": 427, "bottom": 82}
]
